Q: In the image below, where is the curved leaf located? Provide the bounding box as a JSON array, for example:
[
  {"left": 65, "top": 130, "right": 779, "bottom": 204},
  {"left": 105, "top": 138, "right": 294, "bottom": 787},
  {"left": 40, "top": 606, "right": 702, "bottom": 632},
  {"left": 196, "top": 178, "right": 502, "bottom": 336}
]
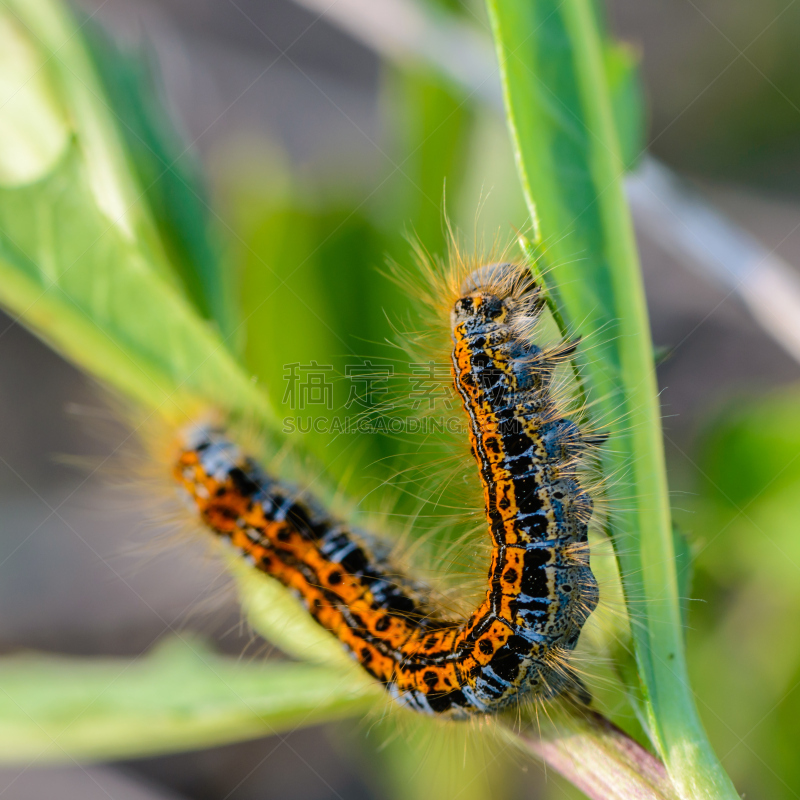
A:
[
  {"left": 0, "top": 0, "right": 273, "bottom": 427},
  {"left": 0, "top": 637, "right": 376, "bottom": 762}
]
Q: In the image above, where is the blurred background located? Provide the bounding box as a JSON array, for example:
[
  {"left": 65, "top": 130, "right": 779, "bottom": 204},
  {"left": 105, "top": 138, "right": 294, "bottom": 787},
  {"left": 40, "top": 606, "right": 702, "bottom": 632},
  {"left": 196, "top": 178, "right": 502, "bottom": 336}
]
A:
[{"left": 1, "top": 0, "right": 800, "bottom": 798}]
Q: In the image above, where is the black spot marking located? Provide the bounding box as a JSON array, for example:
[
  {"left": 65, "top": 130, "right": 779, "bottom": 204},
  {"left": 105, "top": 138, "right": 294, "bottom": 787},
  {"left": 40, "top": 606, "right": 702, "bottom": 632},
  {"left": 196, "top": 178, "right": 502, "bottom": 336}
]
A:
[
  {"left": 505, "top": 634, "right": 532, "bottom": 655},
  {"left": 426, "top": 689, "right": 466, "bottom": 714},
  {"left": 229, "top": 466, "right": 260, "bottom": 497},
  {"left": 521, "top": 548, "right": 551, "bottom": 597},
  {"left": 340, "top": 548, "right": 369, "bottom": 575},
  {"left": 423, "top": 671, "right": 439, "bottom": 689},
  {"left": 386, "top": 594, "right": 416, "bottom": 615},
  {"left": 490, "top": 648, "right": 523, "bottom": 683},
  {"left": 308, "top": 521, "right": 331, "bottom": 540}
]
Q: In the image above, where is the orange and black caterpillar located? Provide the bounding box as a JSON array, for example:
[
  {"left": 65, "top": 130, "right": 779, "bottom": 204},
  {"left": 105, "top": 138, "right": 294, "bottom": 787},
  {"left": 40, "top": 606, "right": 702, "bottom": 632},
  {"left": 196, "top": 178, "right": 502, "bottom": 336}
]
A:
[{"left": 174, "top": 264, "right": 600, "bottom": 718}]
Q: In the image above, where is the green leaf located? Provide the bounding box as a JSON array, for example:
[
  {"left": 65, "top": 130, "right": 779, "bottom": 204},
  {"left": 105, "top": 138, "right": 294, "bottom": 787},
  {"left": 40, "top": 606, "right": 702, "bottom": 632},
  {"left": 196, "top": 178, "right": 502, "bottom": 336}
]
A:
[
  {"left": 0, "top": 0, "right": 273, "bottom": 427},
  {"left": 0, "top": 637, "right": 376, "bottom": 762},
  {"left": 484, "top": 1, "right": 737, "bottom": 797}
]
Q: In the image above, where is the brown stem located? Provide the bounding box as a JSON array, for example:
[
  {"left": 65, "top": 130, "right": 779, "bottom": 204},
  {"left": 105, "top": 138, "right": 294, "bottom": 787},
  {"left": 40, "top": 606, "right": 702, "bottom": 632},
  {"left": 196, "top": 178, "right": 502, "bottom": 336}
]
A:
[{"left": 503, "top": 708, "right": 679, "bottom": 800}]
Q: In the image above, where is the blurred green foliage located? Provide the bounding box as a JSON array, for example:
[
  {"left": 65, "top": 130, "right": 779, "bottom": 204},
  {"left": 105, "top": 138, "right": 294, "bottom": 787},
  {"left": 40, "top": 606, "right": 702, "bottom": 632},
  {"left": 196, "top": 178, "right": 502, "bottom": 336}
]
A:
[{"left": 678, "top": 385, "right": 800, "bottom": 800}]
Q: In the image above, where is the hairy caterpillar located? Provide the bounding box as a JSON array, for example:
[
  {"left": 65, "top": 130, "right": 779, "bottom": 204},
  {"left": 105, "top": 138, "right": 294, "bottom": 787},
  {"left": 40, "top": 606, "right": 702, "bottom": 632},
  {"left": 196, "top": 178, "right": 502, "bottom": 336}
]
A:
[{"left": 174, "top": 262, "right": 600, "bottom": 718}]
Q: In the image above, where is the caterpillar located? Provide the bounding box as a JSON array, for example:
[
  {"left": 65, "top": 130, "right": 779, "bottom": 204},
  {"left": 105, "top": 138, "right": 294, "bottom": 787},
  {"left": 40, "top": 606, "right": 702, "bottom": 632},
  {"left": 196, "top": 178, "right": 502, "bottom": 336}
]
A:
[{"left": 173, "top": 262, "right": 600, "bottom": 718}]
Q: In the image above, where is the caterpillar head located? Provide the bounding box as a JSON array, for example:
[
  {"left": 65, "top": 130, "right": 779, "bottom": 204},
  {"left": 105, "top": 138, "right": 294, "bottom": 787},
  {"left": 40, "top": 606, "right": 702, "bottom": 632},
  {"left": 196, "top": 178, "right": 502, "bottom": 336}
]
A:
[
  {"left": 451, "top": 292, "right": 507, "bottom": 333},
  {"left": 451, "top": 263, "right": 541, "bottom": 334}
]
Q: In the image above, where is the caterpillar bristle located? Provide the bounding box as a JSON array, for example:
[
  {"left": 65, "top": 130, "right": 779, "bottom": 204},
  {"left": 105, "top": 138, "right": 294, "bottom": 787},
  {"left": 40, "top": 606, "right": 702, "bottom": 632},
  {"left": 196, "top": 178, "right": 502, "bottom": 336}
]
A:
[{"left": 583, "top": 432, "right": 611, "bottom": 447}]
